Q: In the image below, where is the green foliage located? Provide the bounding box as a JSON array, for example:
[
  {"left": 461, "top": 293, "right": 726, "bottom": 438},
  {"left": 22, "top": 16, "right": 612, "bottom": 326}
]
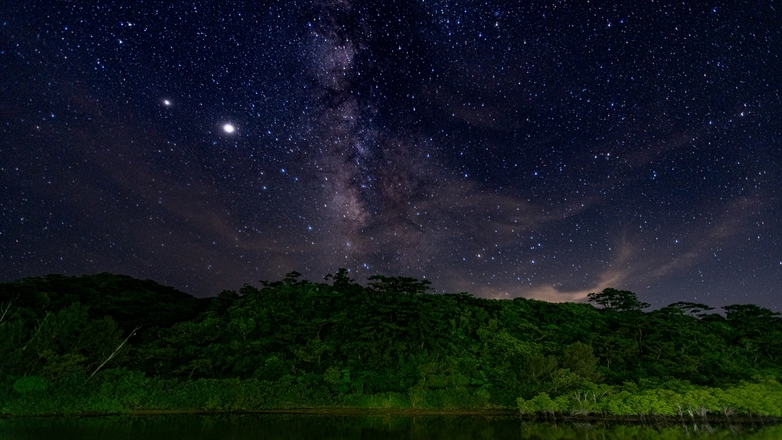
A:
[
  {"left": 0, "top": 273, "right": 206, "bottom": 335},
  {"left": 12, "top": 376, "right": 48, "bottom": 394},
  {"left": 666, "top": 301, "right": 714, "bottom": 317},
  {"left": 525, "top": 353, "right": 558, "bottom": 382},
  {"left": 1, "top": 271, "right": 781, "bottom": 417},
  {"left": 367, "top": 275, "right": 432, "bottom": 294},
  {"left": 587, "top": 288, "right": 650, "bottom": 312},
  {"left": 517, "top": 392, "right": 561, "bottom": 416},
  {"left": 562, "top": 342, "right": 601, "bottom": 382},
  {"left": 516, "top": 378, "right": 782, "bottom": 418}
]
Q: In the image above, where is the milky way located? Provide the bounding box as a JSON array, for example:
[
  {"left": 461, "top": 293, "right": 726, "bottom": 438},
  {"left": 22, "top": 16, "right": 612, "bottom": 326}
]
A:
[{"left": 1, "top": 1, "right": 780, "bottom": 310}]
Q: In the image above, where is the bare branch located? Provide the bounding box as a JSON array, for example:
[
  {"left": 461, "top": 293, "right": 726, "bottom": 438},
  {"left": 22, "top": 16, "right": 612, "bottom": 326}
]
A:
[
  {"left": 86, "top": 325, "right": 141, "bottom": 382},
  {"left": 0, "top": 299, "right": 13, "bottom": 324}
]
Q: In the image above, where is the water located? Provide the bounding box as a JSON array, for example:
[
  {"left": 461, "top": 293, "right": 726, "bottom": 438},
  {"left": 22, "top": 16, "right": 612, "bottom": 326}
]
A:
[{"left": 1, "top": 413, "right": 779, "bottom": 439}]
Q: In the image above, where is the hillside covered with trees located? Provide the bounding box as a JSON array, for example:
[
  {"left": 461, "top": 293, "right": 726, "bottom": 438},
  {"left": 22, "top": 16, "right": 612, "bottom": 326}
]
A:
[{"left": 1, "top": 271, "right": 781, "bottom": 417}]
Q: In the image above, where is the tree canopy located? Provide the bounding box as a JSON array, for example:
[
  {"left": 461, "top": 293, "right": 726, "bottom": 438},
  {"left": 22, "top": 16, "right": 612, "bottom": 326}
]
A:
[{"left": 1, "top": 272, "right": 781, "bottom": 416}]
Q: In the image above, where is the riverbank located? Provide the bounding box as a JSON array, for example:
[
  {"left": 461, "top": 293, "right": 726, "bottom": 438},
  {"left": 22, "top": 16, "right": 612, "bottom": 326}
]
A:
[
  {"left": 2, "top": 413, "right": 781, "bottom": 440},
  {"left": 3, "top": 274, "right": 782, "bottom": 425},
  {"left": 2, "top": 407, "right": 780, "bottom": 428},
  {"left": 3, "top": 372, "right": 782, "bottom": 419}
]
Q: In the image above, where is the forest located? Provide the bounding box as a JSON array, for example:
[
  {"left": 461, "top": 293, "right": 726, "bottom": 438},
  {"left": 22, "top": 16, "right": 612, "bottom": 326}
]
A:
[{"left": 1, "top": 271, "right": 781, "bottom": 418}]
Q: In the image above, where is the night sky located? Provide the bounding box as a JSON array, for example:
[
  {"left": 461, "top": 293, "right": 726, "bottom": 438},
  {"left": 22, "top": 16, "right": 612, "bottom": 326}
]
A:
[{"left": 2, "top": 1, "right": 781, "bottom": 310}]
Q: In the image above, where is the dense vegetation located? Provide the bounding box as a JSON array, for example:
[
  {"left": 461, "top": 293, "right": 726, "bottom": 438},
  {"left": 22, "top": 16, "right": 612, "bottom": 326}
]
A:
[
  {"left": 3, "top": 414, "right": 782, "bottom": 440},
  {"left": 1, "top": 271, "right": 781, "bottom": 417}
]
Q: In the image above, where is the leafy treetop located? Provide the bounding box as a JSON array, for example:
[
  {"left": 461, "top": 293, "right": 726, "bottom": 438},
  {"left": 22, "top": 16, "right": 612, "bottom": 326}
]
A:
[{"left": 586, "top": 288, "right": 650, "bottom": 312}]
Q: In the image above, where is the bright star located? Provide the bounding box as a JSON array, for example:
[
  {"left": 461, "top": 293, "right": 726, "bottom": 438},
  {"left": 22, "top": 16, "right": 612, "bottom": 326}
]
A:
[{"left": 162, "top": 99, "right": 172, "bottom": 106}]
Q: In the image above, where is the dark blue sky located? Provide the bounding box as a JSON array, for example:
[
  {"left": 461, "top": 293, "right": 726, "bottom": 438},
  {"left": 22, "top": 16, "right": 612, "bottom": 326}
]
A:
[{"left": 1, "top": 1, "right": 780, "bottom": 310}]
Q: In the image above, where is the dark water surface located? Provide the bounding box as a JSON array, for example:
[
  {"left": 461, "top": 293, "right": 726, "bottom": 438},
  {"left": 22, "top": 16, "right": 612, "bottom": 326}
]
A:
[{"left": 1, "top": 413, "right": 780, "bottom": 439}]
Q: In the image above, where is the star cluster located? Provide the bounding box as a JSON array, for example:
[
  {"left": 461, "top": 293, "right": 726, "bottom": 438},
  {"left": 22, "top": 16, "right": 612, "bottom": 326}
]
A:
[{"left": 1, "top": 1, "right": 780, "bottom": 309}]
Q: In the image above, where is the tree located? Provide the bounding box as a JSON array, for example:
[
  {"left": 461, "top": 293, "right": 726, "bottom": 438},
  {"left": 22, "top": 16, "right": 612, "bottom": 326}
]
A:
[
  {"left": 562, "top": 342, "right": 601, "bottom": 382},
  {"left": 723, "top": 304, "right": 781, "bottom": 326},
  {"left": 587, "top": 288, "right": 649, "bottom": 312},
  {"left": 525, "top": 353, "right": 558, "bottom": 382},
  {"left": 667, "top": 301, "right": 714, "bottom": 318},
  {"left": 722, "top": 304, "right": 782, "bottom": 364},
  {"left": 324, "top": 268, "right": 358, "bottom": 291},
  {"left": 367, "top": 275, "right": 431, "bottom": 294}
]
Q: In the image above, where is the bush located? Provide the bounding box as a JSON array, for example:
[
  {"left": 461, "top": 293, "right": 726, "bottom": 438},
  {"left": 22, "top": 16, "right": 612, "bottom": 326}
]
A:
[{"left": 12, "top": 376, "right": 48, "bottom": 394}]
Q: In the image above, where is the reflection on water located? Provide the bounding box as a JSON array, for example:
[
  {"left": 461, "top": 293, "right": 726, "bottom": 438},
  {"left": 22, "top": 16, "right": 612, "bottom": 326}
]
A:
[{"left": 1, "top": 413, "right": 780, "bottom": 440}]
